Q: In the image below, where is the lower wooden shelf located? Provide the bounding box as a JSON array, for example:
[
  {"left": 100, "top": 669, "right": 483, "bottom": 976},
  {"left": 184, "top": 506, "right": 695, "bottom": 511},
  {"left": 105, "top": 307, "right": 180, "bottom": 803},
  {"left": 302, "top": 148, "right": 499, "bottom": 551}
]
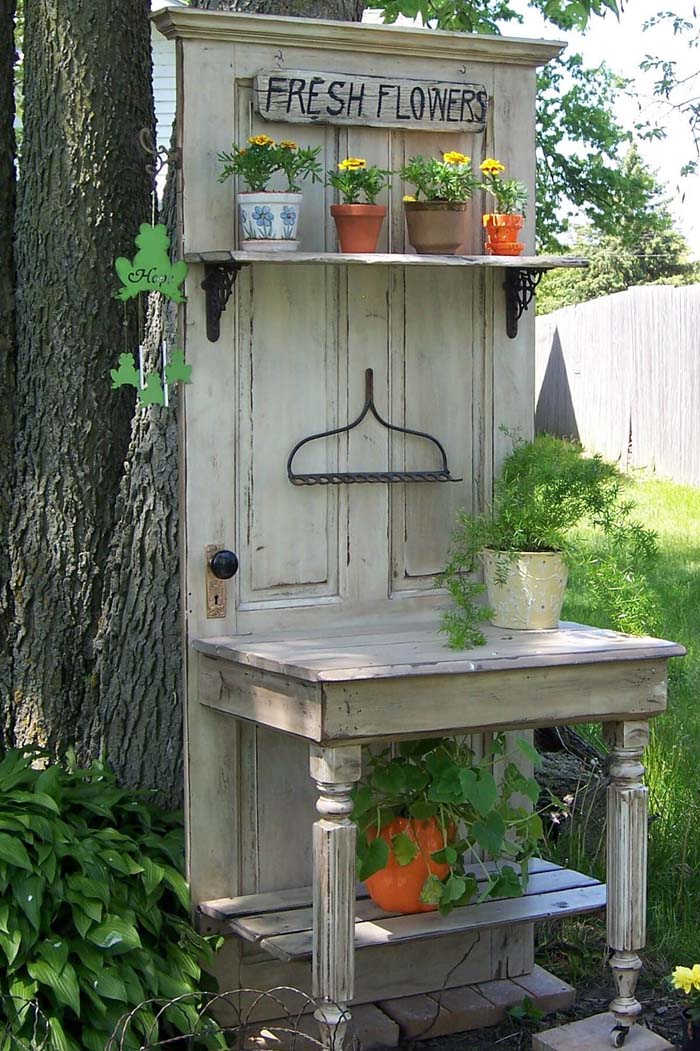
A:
[{"left": 198, "top": 858, "right": 605, "bottom": 962}]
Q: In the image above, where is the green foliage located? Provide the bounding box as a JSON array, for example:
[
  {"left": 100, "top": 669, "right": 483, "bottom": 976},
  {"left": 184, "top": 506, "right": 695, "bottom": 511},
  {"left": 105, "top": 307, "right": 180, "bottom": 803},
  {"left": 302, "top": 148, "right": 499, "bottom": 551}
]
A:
[
  {"left": 327, "top": 158, "right": 392, "bottom": 205},
  {"left": 353, "top": 735, "right": 545, "bottom": 915},
  {"left": 439, "top": 433, "right": 659, "bottom": 648},
  {"left": 218, "top": 135, "right": 323, "bottom": 193},
  {"left": 640, "top": 12, "right": 700, "bottom": 176},
  {"left": 367, "top": 0, "right": 620, "bottom": 35},
  {"left": 0, "top": 748, "right": 224, "bottom": 1051},
  {"left": 537, "top": 148, "right": 692, "bottom": 311},
  {"left": 401, "top": 152, "right": 479, "bottom": 202},
  {"left": 480, "top": 159, "right": 528, "bottom": 216}
]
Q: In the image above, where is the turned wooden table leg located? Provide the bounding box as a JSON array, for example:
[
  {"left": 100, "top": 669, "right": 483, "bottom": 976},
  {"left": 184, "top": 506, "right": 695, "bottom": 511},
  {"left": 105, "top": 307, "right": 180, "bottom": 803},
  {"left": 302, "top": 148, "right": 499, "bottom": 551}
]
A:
[
  {"left": 604, "top": 720, "right": 649, "bottom": 1047},
  {"left": 310, "top": 744, "right": 362, "bottom": 1051}
]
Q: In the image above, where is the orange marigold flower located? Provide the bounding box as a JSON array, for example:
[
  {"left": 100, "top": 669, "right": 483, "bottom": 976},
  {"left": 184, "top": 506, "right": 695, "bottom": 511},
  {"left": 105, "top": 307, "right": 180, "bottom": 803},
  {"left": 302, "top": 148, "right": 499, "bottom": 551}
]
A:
[
  {"left": 280, "top": 140, "right": 298, "bottom": 150},
  {"left": 249, "top": 134, "right": 275, "bottom": 147}
]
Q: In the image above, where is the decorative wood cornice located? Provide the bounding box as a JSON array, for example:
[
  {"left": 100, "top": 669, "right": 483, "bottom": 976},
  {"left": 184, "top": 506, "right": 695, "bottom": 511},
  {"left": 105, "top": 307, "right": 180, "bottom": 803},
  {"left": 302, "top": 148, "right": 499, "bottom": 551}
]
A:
[{"left": 151, "top": 8, "right": 565, "bottom": 68}]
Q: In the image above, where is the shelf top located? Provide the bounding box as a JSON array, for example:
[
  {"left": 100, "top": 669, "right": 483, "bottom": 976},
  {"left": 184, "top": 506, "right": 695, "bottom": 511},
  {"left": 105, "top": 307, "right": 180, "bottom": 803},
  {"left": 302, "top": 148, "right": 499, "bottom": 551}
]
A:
[
  {"left": 193, "top": 619, "right": 685, "bottom": 684},
  {"left": 184, "top": 250, "right": 589, "bottom": 269}
]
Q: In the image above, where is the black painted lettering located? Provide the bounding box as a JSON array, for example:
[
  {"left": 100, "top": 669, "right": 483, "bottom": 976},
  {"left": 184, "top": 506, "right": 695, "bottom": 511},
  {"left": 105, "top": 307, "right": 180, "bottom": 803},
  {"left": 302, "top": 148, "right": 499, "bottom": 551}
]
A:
[
  {"left": 476, "top": 88, "right": 488, "bottom": 124},
  {"left": 347, "top": 81, "right": 365, "bottom": 117},
  {"left": 265, "top": 76, "right": 288, "bottom": 114},
  {"left": 287, "top": 77, "right": 306, "bottom": 115},
  {"left": 394, "top": 85, "right": 410, "bottom": 120},
  {"left": 447, "top": 87, "right": 461, "bottom": 121},
  {"left": 326, "top": 81, "right": 346, "bottom": 117},
  {"left": 377, "top": 82, "right": 393, "bottom": 118},
  {"left": 306, "top": 76, "right": 323, "bottom": 116},
  {"left": 460, "top": 88, "right": 476, "bottom": 123},
  {"left": 409, "top": 86, "right": 425, "bottom": 121},
  {"left": 428, "top": 86, "right": 447, "bottom": 121}
]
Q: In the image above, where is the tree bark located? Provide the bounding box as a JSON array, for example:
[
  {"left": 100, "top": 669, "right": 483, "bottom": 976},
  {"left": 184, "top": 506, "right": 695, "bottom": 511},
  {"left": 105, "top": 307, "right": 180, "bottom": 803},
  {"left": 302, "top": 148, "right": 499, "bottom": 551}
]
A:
[
  {"left": 0, "top": 0, "right": 16, "bottom": 740},
  {"left": 11, "top": 0, "right": 153, "bottom": 752},
  {"left": 91, "top": 162, "right": 183, "bottom": 806},
  {"left": 199, "top": 0, "right": 364, "bottom": 26}
]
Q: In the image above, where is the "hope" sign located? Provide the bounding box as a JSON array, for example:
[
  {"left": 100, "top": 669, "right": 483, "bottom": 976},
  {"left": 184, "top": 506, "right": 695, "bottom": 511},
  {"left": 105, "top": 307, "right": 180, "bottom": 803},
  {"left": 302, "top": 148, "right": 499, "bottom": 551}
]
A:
[{"left": 254, "top": 69, "right": 489, "bottom": 133}]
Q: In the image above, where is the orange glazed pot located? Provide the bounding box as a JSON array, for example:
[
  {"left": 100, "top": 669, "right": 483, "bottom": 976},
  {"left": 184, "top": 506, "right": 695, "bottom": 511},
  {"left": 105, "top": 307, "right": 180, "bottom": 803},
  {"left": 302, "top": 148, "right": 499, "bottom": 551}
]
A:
[
  {"left": 331, "top": 203, "right": 386, "bottom": 253},
  {"left": 365, "top": 816, "right": 452, "bottom": 914},
  {"left": 483, "top": 213, "right": 524, "bottom": 256}
]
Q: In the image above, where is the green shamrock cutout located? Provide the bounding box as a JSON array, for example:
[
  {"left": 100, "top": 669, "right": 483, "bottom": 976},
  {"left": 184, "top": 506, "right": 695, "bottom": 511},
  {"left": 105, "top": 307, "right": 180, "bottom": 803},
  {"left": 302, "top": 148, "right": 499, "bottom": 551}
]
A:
[
  {"left": 139, "top": 373, "right": 165, "bottom": 406},
  {"left": 115, "top": 224, "right": 188, "bottom": 303},
  {"left": 110, "top": 353, "right": 140, "bottom": 389},
  {"left": 164, "top": 348, "right": 192, "bottom": 385}
]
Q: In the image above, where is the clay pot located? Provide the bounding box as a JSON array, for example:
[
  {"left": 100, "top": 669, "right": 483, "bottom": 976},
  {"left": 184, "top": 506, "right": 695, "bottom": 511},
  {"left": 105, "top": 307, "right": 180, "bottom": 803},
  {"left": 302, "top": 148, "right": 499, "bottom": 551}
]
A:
[
  {"left": 238, "top": 191, "right": 303, "bottom": 251},
  {"left": 365, "top": 816, "right": 452, "bottom": 914},
  {"left": 483, "top": 213, "right": 524, "bottom": 256},
  {"left": 481, "top": 550, "right": 568, "bottom": 630},
  {"left": 404, "top": 201, "right": 470, "bottom": 255},
  {"left": 331, "top": 203, "right": 386, "bottom": 253}
]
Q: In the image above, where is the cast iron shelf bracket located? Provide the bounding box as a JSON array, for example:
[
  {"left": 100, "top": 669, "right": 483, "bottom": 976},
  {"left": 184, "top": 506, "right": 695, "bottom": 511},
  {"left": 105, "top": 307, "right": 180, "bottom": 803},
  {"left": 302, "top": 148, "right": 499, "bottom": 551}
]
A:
[
  {"left": 287, "top": 367, "right": 462, "bottom": 486},
  {"left": 504, "top": 268, "right": 544, "bottom": 338},
  {"left": 201, "top": 262, "right": 247, "bottom": 343}
]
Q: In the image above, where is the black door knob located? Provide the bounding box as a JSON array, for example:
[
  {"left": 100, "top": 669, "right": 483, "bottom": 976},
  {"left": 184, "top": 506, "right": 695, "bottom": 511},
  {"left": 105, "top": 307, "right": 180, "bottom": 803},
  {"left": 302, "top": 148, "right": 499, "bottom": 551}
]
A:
[{"left": 210, "top": 549, "right": 239, "bottom": 579}]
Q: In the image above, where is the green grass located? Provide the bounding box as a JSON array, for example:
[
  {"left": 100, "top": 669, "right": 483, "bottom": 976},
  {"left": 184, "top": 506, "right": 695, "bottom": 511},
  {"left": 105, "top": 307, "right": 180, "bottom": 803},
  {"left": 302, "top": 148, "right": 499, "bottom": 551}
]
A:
[{"left": 557, "top": 476, "right": 700, "bottom": 964}]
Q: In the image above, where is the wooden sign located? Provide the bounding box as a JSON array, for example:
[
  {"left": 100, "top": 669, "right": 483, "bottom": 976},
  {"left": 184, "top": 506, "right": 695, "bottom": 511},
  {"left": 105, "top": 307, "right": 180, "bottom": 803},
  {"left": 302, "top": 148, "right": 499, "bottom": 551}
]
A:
[{"left": 255, "top": 70, "right": 488, "bottom": 133}]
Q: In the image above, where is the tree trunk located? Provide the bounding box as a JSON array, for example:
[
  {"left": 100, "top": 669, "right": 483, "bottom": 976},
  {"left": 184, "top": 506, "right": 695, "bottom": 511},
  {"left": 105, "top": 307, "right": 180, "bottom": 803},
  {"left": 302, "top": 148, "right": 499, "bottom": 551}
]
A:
[
  {"left": 199, "top": 0, "right": 364, "bottom": 25},
  {"left": 10, "top": 0, "right": 153, "bottom": 752},
  {"left": 0, "top": 0, "right": 16, "bottom": 740},
  {"left": 91, "top": 159, "right": 183, "bottom": 806}
]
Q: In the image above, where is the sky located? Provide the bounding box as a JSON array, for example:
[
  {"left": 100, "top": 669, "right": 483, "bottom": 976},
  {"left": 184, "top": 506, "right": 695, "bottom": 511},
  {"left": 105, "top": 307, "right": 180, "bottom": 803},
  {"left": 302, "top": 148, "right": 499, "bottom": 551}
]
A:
[{"left": 365, "top": 0, "right": 700, "bottom": 252}]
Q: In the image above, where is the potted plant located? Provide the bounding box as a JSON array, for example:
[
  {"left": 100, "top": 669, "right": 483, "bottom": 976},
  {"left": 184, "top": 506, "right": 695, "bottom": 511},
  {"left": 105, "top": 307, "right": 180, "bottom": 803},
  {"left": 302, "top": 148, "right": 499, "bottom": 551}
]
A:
[
  {"left": 400, "top": 151, "right": 479, "bottom": 255},
  {"left": 327, "top": 157, "right": 392, "bottom": 253},
  {"left": 218, "top": 134, "right": 323, "bottom": 251},
  {"left": 353, "top": 734, "right": 544, "bottom": 915},
  {"left": 671, "top": 964, "right": 700, "bottom": 1050},
  {"left": 479, "top": 157, "right": 528, "bottom": 256},
  {"left": 438, "top": 433, "right": 659, "bottom": 647}
]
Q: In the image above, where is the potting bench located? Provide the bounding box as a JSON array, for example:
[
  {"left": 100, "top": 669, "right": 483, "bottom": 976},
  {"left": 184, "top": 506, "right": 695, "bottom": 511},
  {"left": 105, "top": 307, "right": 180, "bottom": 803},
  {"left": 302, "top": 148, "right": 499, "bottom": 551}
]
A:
[{"left": 152, "top": 7, "right": 684, "bottom": 1048}]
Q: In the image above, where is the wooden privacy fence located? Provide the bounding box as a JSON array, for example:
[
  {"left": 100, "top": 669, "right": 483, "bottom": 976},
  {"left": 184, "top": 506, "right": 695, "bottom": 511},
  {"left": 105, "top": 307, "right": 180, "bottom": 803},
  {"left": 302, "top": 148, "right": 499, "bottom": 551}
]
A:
[{"left": 535, "top": 285, "right": 700, "bottom": 488}]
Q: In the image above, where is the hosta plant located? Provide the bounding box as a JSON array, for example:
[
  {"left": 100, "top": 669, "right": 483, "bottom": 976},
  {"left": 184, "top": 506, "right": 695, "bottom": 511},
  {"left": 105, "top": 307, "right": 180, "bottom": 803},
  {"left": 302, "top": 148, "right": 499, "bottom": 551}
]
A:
[
  {"left": 353, "top": 734, "right": 544, "bottom": 915},
  {"left": 0, "top": 748, "right": 224, "bottom": 1051}
]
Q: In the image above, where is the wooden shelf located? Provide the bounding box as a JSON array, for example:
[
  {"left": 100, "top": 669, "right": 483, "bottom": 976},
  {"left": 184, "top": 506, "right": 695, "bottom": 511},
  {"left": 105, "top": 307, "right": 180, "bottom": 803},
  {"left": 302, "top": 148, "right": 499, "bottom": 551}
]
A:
[
  {"left": 198, "top": 858, "right": 605, "bottom": 962},
  {"left": 185, "top": 250, "right": 588, "bottom": 269}
]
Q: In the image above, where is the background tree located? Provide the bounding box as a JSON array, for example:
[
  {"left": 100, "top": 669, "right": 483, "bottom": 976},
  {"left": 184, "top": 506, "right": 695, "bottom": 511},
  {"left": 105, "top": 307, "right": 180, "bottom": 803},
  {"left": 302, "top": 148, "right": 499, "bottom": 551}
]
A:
[
  {"left": 537, "top": 147, "right": 694, "bottom": 312},
  {"left": 9, "top": 0, "right": 153, "bottom": 765},
  {"left": 0, "top": 0, "right": 16, "bottom": 735}
]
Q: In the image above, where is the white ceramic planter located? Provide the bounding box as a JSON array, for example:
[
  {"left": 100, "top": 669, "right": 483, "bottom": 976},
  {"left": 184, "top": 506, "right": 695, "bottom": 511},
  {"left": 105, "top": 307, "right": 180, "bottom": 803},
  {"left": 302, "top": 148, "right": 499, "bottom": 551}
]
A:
[
  {"left": 482, "top": 550, "right": 568, "bottom": 630},
  {"left": 238, "top": 191, "right": 302, "bottom": 251}
]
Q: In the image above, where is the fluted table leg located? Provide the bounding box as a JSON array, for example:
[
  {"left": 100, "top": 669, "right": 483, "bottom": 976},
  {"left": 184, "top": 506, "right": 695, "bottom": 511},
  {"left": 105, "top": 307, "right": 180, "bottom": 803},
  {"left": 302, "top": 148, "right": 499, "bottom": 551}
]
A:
[
  {"left": 605, "top": 721, "right": 649, "bottom": 1046},
  {"left": 310, "top": 745, "right": 362, "bottom": 1051}
]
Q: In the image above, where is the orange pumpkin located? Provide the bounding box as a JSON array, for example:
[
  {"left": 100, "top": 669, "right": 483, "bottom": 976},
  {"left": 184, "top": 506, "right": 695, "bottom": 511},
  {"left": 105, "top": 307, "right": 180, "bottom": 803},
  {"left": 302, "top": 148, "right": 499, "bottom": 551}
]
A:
[{"left": 365, "top": 816, "right": 453, "bottom": 914}]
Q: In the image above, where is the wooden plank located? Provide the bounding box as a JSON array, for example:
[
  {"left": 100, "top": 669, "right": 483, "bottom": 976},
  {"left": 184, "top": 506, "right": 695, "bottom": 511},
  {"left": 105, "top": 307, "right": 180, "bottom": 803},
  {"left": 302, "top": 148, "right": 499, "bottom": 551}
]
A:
[
  {"left": 261, "top": 884, "right": 606, "bottom": 960},
  {"left": 322, "top": 660, "right": 669, "bottom": 742},
  {"left": 198, "top": 857, "right": 558, "bottom": 921},
  {"left": 193, "top": 620, "right": 685, "bottom": 683},
  {"left": 228, "top": 868, "right": 602, "bottom": 943},
  {"left": 184, "top": 250, "right": 588, "bottom": 268},
  {"left": 254, "top": 69, "right": 488, "bottom": 133}
]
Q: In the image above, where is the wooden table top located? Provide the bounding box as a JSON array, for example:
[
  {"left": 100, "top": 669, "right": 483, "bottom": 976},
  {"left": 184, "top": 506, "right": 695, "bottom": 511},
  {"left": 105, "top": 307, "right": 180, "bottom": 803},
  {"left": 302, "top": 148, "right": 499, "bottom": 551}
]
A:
[{"left": 193, "top": 619, "right": 685, "bottom": 685}]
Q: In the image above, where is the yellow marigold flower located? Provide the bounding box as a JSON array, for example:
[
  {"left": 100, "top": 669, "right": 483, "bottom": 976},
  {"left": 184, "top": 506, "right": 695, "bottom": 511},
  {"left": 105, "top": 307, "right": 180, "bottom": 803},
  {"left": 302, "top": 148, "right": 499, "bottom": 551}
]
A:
[
  {"left": 443, "top": 151, "right": 470, "bottom": 165},
  {"left": 338, "top": 157, "right": 367, "bottom": 171},
  {"left": 402, "top": 194, "right": 416, "bottom": 202},
  {"left": 480, "top": 157, "right": 506, "bottom": 176},
  {"left": 280, "top": 140, "right": 297, "bottom": 150},
  {"left": 672, "top": 966, "right": 696, "bottom": 994},
  {"left": 249, "top": 134, "right": 275, "bottom": 147},
  {"left": 238, "top": 148, "right": 248, "bottom": 156},
  {"left": 692, "top": 964, "right": 700, "bottom": 990}
]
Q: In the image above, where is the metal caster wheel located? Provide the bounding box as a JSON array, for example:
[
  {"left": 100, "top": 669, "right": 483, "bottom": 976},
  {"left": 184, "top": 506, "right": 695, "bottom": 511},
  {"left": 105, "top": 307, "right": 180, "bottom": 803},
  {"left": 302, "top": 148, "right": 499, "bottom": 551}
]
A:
[{"left": 610, "top": 1024, "right": 629, "bottom": 1047}]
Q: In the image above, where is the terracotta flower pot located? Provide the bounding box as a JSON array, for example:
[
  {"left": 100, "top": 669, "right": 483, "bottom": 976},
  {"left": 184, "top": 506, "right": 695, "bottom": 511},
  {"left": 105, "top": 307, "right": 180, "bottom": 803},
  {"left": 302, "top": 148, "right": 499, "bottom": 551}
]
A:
[
  {"left": 482, "top": 550, "right": 568, "bottom": 630},
  {"left": 404, "top": 201, "right": 470, "bottom": 255},
  {"left": 365, "top": 816, "right": 452, "bottom": 914},
  {"left": 483, "top": 213, "right": 524, "bottom": 256},
  {"left": 238, "top": 191, "right": 303, "bottom": 251},
  {"left": 331, "top": 203, "right": 386, "bottom": 253}
]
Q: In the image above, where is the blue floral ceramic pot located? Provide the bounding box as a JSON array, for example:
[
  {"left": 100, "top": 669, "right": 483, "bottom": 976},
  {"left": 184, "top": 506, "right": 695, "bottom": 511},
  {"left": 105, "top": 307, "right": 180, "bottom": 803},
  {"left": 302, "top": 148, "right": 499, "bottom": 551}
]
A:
[{"left": 238, "top": 191, "right": 302, "bottom": 251}]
